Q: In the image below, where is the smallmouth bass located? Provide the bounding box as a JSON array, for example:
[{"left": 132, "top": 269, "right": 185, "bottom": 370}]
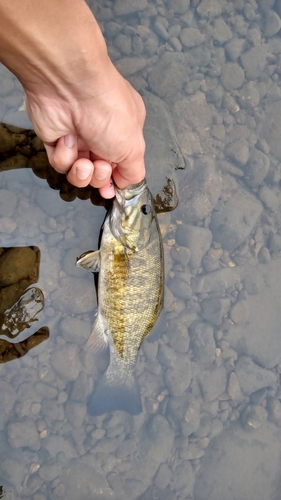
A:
[{"left": 76, "top": 179, "right": 164, "bottom": 415}]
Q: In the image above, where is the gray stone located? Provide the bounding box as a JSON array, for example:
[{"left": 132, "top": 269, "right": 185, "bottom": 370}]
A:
[
  {"left": 71, "top": 371, "right": 90, "bottom": 401},
  {"left": 167, "top": 320, "right": 190, "bottom": 353},
  {"left": 176, "top": 224, "right": 212, "bottom": 268},
  {"left": 262, "top": 101, "right": 281, "bottom": 160},
  {"left": 225, "top": 260, "right": 281, "bottom": 368},
  {"left": 115, "top": 57, "right": 147, "bottom": 77},
  {"left": 226, "top": 139, "right": 249, "bottom": 166},
  {"left": 259, "top": 186, "right": 279, "bottom": 211},
  {"left": 191, "top": 268, "right": 240, "bottom": 294},
  {"left": 194, "top": 422, "right": 281, "bottom": 500},
  {"left": 230, "top": 300, "right": 249, "bottom": 324},
  {"left": 50, "top": 343, "right": 82, "bottom": 382},
  {"left": 225, "top": 38, "right": 245, "bottom": 61},
  {"left": 122, "top": 415, "right": 174, "bottom": 499},
  {"left": 154, "top": 463, "right": 172, "bottom": 489},
  {"left": 197, "top": 0, "right": 222, "bottom": 18},
  {"left": 0, "top": 381, "right": 17, "bottom": 430},
  {"left": 241, "top": 46, "right": 267, "bottom": 80},
  {"left": 235, "top": 356, "right": 277, "bottom": 395},
  {"left": 0, "top": 189, "right": 17, "bottom": 217},
  {"left": 167, "top": 0, "right": 190, "bottom": 13},
  {"left": 189, "top": 321, "right": 216, "bottom": 362},
  {"left": 148, "top": 52, "right": 188, "bottom": 100},
  {"left": 264, "top": 10, "right": 281, "bottom": 37},
  {"left": 180, "top": 28, "right": 205, "bottom": 48},
  {"left": 172, "top": 460, "right": 195, "bottom": 498},
  {"left": 168, "top": 276, "right": 192, "bottom": 300},
  {"left": 43, "top": 435, "right": 77, "bottom": 459},
  {"left": 178, "top": 157, "right": 221, "bottom": 222},
  {"left": 65, "top": 400, "right": 86, "bottom": 429},
  {"left": 60, "top": 316, "right": 92, "bottom": 345},
  {"left": 209, "top": 189, "right": 263, "bottom": 252},
  {"left": 61, "top": 458, "right": 114, "bottom": 499},
  {"left": 164, "top": 355, "right": 192, "bottom": 396},
  {"left": 34, "top": 382, "right": 58, "bottom": 399},
  {"left": 241, "top": 404, "right": 268, "bottom": 431},
  {"left": 220, "top": 63, "right": 244, "bottom": 91},
  {"left": 41, "top": 398, "right": 58, "bottom": 421},
  {"left": 170, "top": 245, "right": 191, "bottom": 267},
  {"left": 213, "top": 18, "right": 232, "bottom": 44},
  {"left": 201, "top": 298, "right": 230, "bottom": 327},
  {"left": 267, "top": 397, "right": 281, "bottom": 426},
  {"left": 227, "top": 371, "right": 242, "bottom": 401},
  {"left": 167, "top": 393, "right": 200, "bottom": 436},
  {"left": 39, "top": 460, "right": 62, "bottom": 482},
  {"left": 116, "top": 439, "right": 138, "bottom": 459},
  {"left": 7, "top": 417, "right": 39, "bottom": 448},
  {"left": 114, "top": 0, "right": 147, "bottom": 15},
  {"left": 238, "top": 82, "right": 260, "bottom": 110},
  {"left": 0, "top": 217, "right": 17, "bottom": 234},
  {"left": 244, "top": 148, "right": 270, "bottom": 188},
  {"left": 35, "top": 188, "right": 69, "bottom": 217},
  {"left": 52, "top": 276, "right": 96, "bottom": 314},
  {"left": 197, "top": 365, "right": 227, "bottom": 401}
]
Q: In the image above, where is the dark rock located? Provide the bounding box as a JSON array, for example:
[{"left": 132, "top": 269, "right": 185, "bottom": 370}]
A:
[
  {"left": 197, "top": 365, "right": 227, "bottom": 401},
  {"left": 240, "top": 46, "right": 267, "bottom": 80},
  {"left": 0, "top": 124, "right": 16, "bottom": 153},
  {"left": 170, "top": 245, "right": 191, "bottom": 267},
  {"left": 168, "top": 276, "right": 192, "bottom": 300},
  {"left": 264, "top": 10, "right": 281, "bottom": 37},
  {"left": 201, "top": 298, "right": 230, "bottom": 327},
  {"left": 191, "top": 268, "right": 240, "bottom": 294},
  {"left": 225, "top": 38, "right": 245, "bottom": 61},
  {"left": 220, "top": 63, "right": 244, "bottom": 90},
  {"left": 0, "top": 247, "right": 37, "bottom": 286},
  {"left": 114, "top": 0, "right": 147, "bottom": 15},
  {"left": 189, "top": 321, "right": 216, "bottom": 362},
  {"left": 244, "top": 148, "right": 270, "bottom": 187},
  {"left": 235, "top": 356, "right": 277, "bottom": 395},
  {"left": 180, "top": 28, "right": 205, "bottom": 48}
]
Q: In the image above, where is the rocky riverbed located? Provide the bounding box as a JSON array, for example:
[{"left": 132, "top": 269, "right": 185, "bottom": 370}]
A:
[{"left": 1, "top": 0, "right": 281, "bottom": 499}]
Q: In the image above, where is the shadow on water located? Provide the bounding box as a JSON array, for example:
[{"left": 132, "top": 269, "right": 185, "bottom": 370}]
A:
[{"left": 1, "top": 1, "right": 281, "bottom": 499}]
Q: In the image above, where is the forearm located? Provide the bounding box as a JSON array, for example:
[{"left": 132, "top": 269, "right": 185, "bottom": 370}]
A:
[{"left": 0, "top": 0, "right": 111, "bottom": 98}]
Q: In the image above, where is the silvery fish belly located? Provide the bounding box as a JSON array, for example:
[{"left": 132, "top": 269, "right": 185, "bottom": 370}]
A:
[{"left": 76, "top": 179, "right": 164, "bottom": 415}]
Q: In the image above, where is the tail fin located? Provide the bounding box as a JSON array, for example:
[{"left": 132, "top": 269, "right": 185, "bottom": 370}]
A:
[{"left": 88, "top": 364, "right": 142, "bottom": 416}]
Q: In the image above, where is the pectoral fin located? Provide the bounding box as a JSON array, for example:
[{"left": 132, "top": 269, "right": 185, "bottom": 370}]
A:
[{"left": 76, "top": 250, "right": 101, "bottom": 272}]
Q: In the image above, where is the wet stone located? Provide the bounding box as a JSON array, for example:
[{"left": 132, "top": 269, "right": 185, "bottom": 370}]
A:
[
  {"left": 259, "top": 186, "right": 279, "bottom": 211},
  {"left": 194, "top": 421, "right": 281, "bottom": 500},
  {"left": 167, "top": 0, "right": 190, "bottom": 13},
  {"left": 60, "top": 316, "right": 92, "bottom": 345},
  {"left": 226, "top": 139, "right": 249, "bottom": 166},
  {"left": 180, "top": 28, "right": 205, "bottom": 48},
  {"left": 267, "top": 397, "right": 281, "bottom": 426},
  {"left": 179, "top": 157, "right": 221, "bottom": 223},
  {"left": 65, "top": 400, "right": 86, "bottom": 429},
  {"left": 201, "top": 298, "right": 230, "bottom": 327},
  {"left": 0, "top": 247, "right": 37, "bottom": 286},
  {"left": 52, "top": 276, "right": 96, "bottom": 314},
  {"left": 209, "top": 189, "right": 263, "bottom": 252},
  {"left": 227, "top": 371, "right": 242, "bottom": 401},
  {"left": 114, "top": 0, "right": 147, "bottom": 16},
  {"left": 225, "top": 38, "right": 245, "bottom": 61},
  {"left": 116, "top": 439, "right": 138, "bottom": 459},
  {"left": 116, "top": 57, "right": 147, "bottom": 77},
  {"left": 268, "top": 233, "right": 281, "bottom": 253},
  {"left": 235, "top": 356, "right": 277, "bottom": 395},
  {"left": 213, "top": 18, "right": 232, "bottom": 44},
  {"left": 7, "top": 417, "right": 39, "bottom": 448},
  {"left": 168, "top": 276, "right": 192, "bottom": 300},
  {"left": 167, "top": 394, "right": 200, "bottom": 436},
  {"left": 154, "top": 463, "right": 172, "bottom": 489},
  {"left": 0, "top": 217, "right": 17, "bottom": 234},
  {"left": 60, "top": 458, "right": 114, "bottom": 499},
  {"left": 191, "top": 267, "right": 240, "bottom": 294},
  {"left": 0, "top": 189, "right": 17, "bottom": 217},
  {"left": 0, "top": 381, "right": 17, "bottom": 430},
  {"left": 197, "top": 365, "right": 227, "bottom": 402},
  {"left": 264, "top": 10, "right": 281, "bottom": 37},
  {"left": 241, "top": 404, "right": 268, "bottom": 431},
  {"left": 220, "top": 62, "right": 244, "bottom": 91},
  {"left": 244, "top": 148, "right": 270, "bottom": 187},
  {"left": 50, "top": 343, "right": 82, "bottom": 382},
  {"left": 189, "top": 321, "right": 216, "bottom": 362},
  {"left": 197, "top": 0, "right": 222, "bottom": 18},
  {"left": 229, "top": 300, "right": 249, "bottom": 324},
  {"left": 71, "top": 371, "right": 90, "bottom": 402},
  {"left": 170, "top": 245, "right": 191, "bottom": 267},
  {"left": 240, "top": 46, "right": 267, "bottom": 80},
  {"left": 176, "top": 224, "right": 212, "bottom": 269},
  {"left": 34, "top": 382, "right": 58, "bottom": 399},
  {"left": 0, "top": 124, "right": 16, "bottom": 153},
  {"left": 35, "top": 188, "right": 69, "bottom": 217}
]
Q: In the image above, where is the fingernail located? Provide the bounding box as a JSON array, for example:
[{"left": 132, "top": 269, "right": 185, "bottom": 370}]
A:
[
  {"left": 76, "top": 166, "right": 92, "bottom": 180},
  {"left": 64, "top": 134, "right": 76, "bottom": 148},
  {"left": 95, "top": 169, "right": 110, "bottom": 181}
]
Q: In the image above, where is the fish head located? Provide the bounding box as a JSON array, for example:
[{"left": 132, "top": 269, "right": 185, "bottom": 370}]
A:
[{"left": 110, "top": 179, "right": 155, "bottom": 251}]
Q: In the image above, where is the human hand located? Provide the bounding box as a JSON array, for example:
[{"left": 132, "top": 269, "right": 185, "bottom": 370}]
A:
[{"left": 25, "top": 62, "right": 146, "bottom": 198}]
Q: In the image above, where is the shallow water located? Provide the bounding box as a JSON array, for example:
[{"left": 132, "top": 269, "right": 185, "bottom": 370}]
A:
[{"left": 1, "top": 0, "right": 281, "bottom": 499}]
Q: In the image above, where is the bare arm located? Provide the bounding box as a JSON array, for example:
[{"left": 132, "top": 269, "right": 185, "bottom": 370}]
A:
[{"left": 0, "top": 0, "right": 146, "bottom": 197}]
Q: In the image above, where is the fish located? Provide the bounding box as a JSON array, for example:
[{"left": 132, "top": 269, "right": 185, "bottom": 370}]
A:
[{"left": 76, "top": 178, "right": 164, "bottom": 416}]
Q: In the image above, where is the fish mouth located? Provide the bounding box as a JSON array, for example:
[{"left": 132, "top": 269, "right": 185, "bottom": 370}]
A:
[{"left": 115, "top": 179, "right": 147, "bottom": 205}]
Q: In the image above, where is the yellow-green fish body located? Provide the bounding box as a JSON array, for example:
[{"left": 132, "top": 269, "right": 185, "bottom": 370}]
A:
[{"left": 76, "top": 179, "right": 164, "bottom": 415}]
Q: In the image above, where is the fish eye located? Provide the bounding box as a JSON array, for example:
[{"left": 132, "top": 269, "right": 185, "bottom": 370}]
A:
[{"left": 141, "top": 204, "right": 151, "bottom": 215}]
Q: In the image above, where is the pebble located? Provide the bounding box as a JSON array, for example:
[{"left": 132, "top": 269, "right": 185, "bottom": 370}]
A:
[
  {"left": 227, "top": 372, "right": 242, "bottom": 401},
  {"left": 189, "top": 321, "right": 216, "bottom": 362},
  {"left": 226, "top": 139, "right": 249, "bottom": 166},
  {"left": 0, "top": 381, "right": 17, "bottom": 430},
  {"left": 267, "top": 397, "right": 281, "bottom": 426},
  {"left": 241, "top": 404, "right": 268, "bottom": 431},
  {"left": 197, "top": 0, "right": 222, "bottom": 18},
  {"left": 50, "top": 343, "right": 82, "bottom": 382},
  {"left": 34, "top": 382, "right": 58, "bottom": 399},
  {"left": 259, "top": 186, "right": 279, "bottom": 211},
  {"left": 209, "top": 188, "right": 263, "bottom": 252},
  {"left": 65, "top": 400, "right": 86, "bottom": 429},
  {"left": 60, "top": 459, "right": 114, "bottom": 499},
  {"left": 167, "top": 0, "right": 190, "bottom": 13},
  {"left": 0, "top": 189, "right": 17, "bottom": 216},
  {"left": 180, "top": 27, "right": 205, "bottom": 47},
  {"left": 244, "top": 148, "right": 270, "bottom": 188},
  {"left": 7, "top": 417, "right": 39, "bottom": 448},
  {"left": 114, "top": 0, "right": 147, "bottom": 16},
  {"left": 176, "top": 224, "right": 212, "bottom": 269},
  {"left": 197, "top": 365, "right": 227, "bottom": 402},
  {"left": 51, "top": 276, "right": 96, "bottom": 314},
  {"left": 268, "top": 232, "right": 281, "bottom": 252},
  {"left": 264, "top": 10, "right": 281, "bottom": 37},
  {"left": 225, "top": 38, "right": 245, "bottom": 61},
  {"left": 212, "top": 18, "right": 232, "bottom": 44},
  {"left": 235, "top": 355, "right": 277, "bottom": 395},
  {"left": 201, "top": 298, "right": 230, "bottom": 327},
  {"left": 60, "top": 316, "right": 92, "bottom": 345},
  {"left": 191, "top": 267, "right": 240, "bottom": 294},
  {"left": 241, "top": 46, "right": 267, "bottom": 80},
  {"left": 0, "top": 216, "right": 17, "bottom": 234},
  {"left": 116, "top": 57, "right": 147, "bottom": 76},
  {"left": 168, "top": 276, "right": 192, "bottom": 300},
  {"left": 229, "top": 300, "right": 249, "bottom": 324},
  {"left": 220, "top": 63, "right": 244, "bottom": 91}
]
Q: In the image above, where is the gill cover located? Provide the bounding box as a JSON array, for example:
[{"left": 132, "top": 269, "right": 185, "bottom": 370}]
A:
[{"left": 109, "top": 179, "right": 154, "bottom": 251}]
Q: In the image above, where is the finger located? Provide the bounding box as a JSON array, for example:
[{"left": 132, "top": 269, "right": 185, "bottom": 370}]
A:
[
  {"left": 44, "top": 134, "right": 78, "bottom": 174},
  {"left": 89, "top": 159, "right": 112, "bottom": 188},
  {"left": 67, "top": 157, "right": 94, "bottom": 187},
  {"left": 99, "top": 179, "right": 116, "bottom": 199},
  {"left": 112, "top": 157, "right": 146, "bottom": 189}
]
